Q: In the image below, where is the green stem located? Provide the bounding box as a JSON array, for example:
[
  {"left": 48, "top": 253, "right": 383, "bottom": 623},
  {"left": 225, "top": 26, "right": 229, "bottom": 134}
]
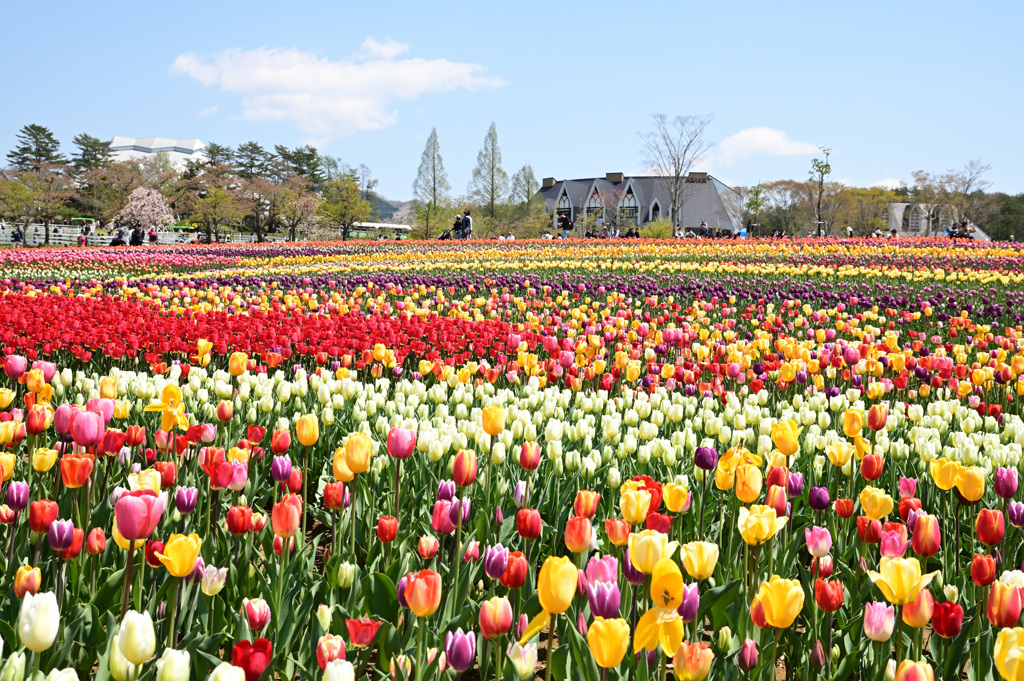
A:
[
  {"left": 120, "top": 541, "right": 135, "bottom": 618},
  {"left": 769, "top": 628, "right": 780, "bottom": 681},
  {"left": 350, "top": 476, "right": 357, "bottom": 559},
  {"left": 30, "top": 651, "right": 40, "bottom": 681},
  {"left": 166, "top": 577, "right": 179, "bottom": 647},
  {"left": 545, "top": 614, "right": 557, "bottom": 681},
  {"left": 895, "top": 607, "right": 903, "bottom": 664},
  {"left": 415, "top": 616, "right": 426, "bottom": 681}
]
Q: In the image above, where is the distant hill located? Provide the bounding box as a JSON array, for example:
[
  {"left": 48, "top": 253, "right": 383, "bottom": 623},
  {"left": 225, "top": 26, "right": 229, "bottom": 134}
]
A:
[{"left": 371, "top": 196, "right": 412, "bottom": 222}]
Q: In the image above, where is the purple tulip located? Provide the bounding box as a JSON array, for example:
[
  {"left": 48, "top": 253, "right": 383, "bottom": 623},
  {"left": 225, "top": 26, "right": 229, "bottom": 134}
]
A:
[
  {"left": 694, "top": 446, "right": 719, "bottom": 470},
  {"left": 484, "top": 544, "right": 509, "bottom": 579},
  {"left": 271, "top": 455, "right": 292, "bottom": 484},
  {"left": 513, "top": 481, "right": 528, "bottom": 507},
  {"left": 622, "top": 549, "right": 646, "bottom": 585},
  {"left": 637, "top": 649, "right": 658, "bottom": 666},
  {"left": 449, "top": 497, "right": 471, "bottom": 526},
  {"left": 787, "top": 472, "right": 804, "bottom": 498},
  {"left": 587, "top": 580, "right": 621, "bottom": 618},
  {"left": 397, "top": 575, "right": 409, "bottom": 609},
  {"left": 190, "top": 557, "right": 206, "bottom": 584},
  {"left": 495, "top": 505, "right": 504, "bottom": 526},
  {"left": 1009, "top": 501, "right": 1024, "bottom": 528},
  {"left": 444, "top": 628, "right": 476, "bottom": 673},
  {"left": 437, "top": 479, "right": 455, "bottom": 501},
  {"left": 48, "top": 518, "right": 75, "bottom": 551},
  {"left": 343, "top": 485, "right": 351, "bottom": 509},
  {"left": 995, "top": 468, "right": 1019, "bottom": 499},
  {"left": 175, "top": 486, "right": 198, "bottom": 514},
  {"left": 809, "top": 486, "right": 830, "bottom": 511},
  {"left": 6, "top": 480, "right": 29, "bottom": 511},
  {"left": 677, "top": 583, "right": 699, "bottom": 622},
  {"left": 810, "top": 640, "right": 825, "bottom": 670},
  {"left": 738, "top": 638, "right": 758, "bottom": 670}
]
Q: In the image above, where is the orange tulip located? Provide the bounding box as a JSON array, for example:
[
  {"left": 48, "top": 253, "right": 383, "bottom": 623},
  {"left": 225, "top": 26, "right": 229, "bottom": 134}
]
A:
[
  {"left": 903, "top": 588, "right": 934, "bottom": 628},
  {"left": 60, "top": 453, "right": 95, "bottom": 489},
  {"left": 574, "top": 490, "right": 601, "bottom": 519},
  {"left": 988, "top": 581, "right": 1023, "bottom": 627},
  {"left": 604, "top": 519, "right": 631, "bottom": 546},
  {"left": 564, "top": 516, "right": 592, "bottom": 554},
  {"left": 271, "top": 494, "right": 302, "bottom": 538},
  {"left": 405, "top": 569, "right": 442, "bottom": 617}
]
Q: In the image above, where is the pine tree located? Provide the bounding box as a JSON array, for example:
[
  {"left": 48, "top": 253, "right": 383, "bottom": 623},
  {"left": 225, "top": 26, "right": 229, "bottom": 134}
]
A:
[
  {"left": 234, "top": 141, "right": 270, "bottom": 178},
  {"left": 71, "top": 133, "right": 113, "bottom": 171},
  {"left": 510, "top": 164, "right": 539, "bottom": 207},
  {"left": 412, "top": 128, "right": 451, "bottom": 238},
  {"left": 468, "top": 122, "right": 509, "bottom": 218},
  {"left": 7, "top": 124, "right": 66, "bottom": 169},
  {"left": 203, "top": 142, "right": 235, "bottom": 167}
]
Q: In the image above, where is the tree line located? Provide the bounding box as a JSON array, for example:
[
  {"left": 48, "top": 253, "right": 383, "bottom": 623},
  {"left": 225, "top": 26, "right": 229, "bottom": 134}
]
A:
[{"left": 0, "top": 124, "right": 382, "bottom": 244}]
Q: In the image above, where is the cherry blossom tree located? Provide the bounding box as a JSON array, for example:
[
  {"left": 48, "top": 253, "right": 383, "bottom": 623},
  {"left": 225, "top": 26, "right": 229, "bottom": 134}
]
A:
[{"left": 114, "top": 187, "right": 175, "bottom": 231}]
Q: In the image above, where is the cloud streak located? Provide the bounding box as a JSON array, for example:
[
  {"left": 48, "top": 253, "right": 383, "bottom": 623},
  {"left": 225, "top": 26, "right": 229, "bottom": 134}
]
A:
[
  {"left": 170, "top": 40, "right": 504, "bottom": 138},
  {"left": 712, "top": 127, "right": 820, "bottom": 166}
]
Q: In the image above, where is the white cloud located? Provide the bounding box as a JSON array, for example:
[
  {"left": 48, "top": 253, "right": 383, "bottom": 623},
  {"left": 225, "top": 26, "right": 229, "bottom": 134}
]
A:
[
  {"left": 872, "top": 177, "right": 906, "bottom": 190},
  {"left": 170, "top": 40, "right": 504, "bottom": 138},
  {"left": 712, "top": 127, "right": 820, "bottom": 167},
  {"left": 198, "top": 104, "right": 219, "bottom": 117}
]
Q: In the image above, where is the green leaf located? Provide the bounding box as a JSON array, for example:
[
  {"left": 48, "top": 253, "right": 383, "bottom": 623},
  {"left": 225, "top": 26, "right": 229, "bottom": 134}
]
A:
[
  {"left": 565, "top": 620, "right": 600, "bottom": 681},
  {"left": 549, "top": 641, "right": 572, "bottom": 681},
  {"left": 696, "top": 578, "right": 741, "bottom": 631},
  {"left": 361, "top": 572, "right": 399, "bottom": 626}
]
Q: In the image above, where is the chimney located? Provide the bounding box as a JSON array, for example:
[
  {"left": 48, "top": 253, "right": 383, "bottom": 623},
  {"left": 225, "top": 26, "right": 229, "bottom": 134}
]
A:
[
  {"left": 605, "top": 172, "right": 624, "bottom": 183},
  {"left": 542, "top": 177, "right": 557, "bottom": 188}
]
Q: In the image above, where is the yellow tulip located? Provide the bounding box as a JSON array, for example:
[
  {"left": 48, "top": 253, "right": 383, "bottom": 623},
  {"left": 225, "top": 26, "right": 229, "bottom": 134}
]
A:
[
  {"left": 859, "top": 486, "right": 894, "bottom": 521},
  {"left": 32, "top": 448, "right": 58, "bottom": 473},
  {"left": 0, "top": 389, "right": 13, "bottom": 409},
  {"left": 735, "top": 464, "right": 762, "bottom": 503},
  {"left": 738, "top": 505, "right": 787, "bottom": 546},
  {"left": 843, "top": 409, "right": 864, "bottom": 438},
  {"left": 296, "top": 415, "right": 319, "bottom": 447},
  {"left": 143, "top": 384, "right": 188, "bottom": 432},
  {"left": 715, "top": 466, "right": 736, "bottom": 491},
  {"left": 128, "top": 469, "right": 161, "bottom": 492},
  {"left": 228, "top": 352, "right": 248, "bottom": 377},
  {"left": 663, "top": 482, "right": 689, "bottom": 513},
  {"left": 757, "top": 576, "right": 805, "bottom": 628},
  {"left": 649, "top": 558, "right": 684, "bottom": 610},
  {"left": 519, "top": 556, "right": 578, "bottom": 645},
  {"left": 332, "top": 447, "right": 354, "bottom": 482},
  {"left": 0, "top": 452, "right": 15, "bottom": 481},
  {"left": 628, "top": 530, "right": 675, "bottom": 574},
  {"left": 956, "top": 466, "right": 985, "bottom": 502},
  {"left": 995, "top": 627, "right": 1024, "bottom": 681},
  {"left": 227, "top": 447, "right": 250, "bottom": 464},
  {"left": 99, "top": 377, "right": 117, "bottom": 399},
  {"left": 112, "top": 518, "right": 140, "bottom": 551},
  {"left": 156, "top": 534, "right": 203, "bottom": 578},
  {"left": 481, "top": 405, "right": 506, "bottom": 436},
  {"left": 929, "top": 458, "right": 961, "bottom": 491},
  {"left": 587, "top": 617, "right": 630, "bottom": 668},
  {"left": 867, "top": 557, "right": 937, "bottom": 605},
  {"left": 344, "top": 432, "right": 372, "bottom": 474},
  {"left": 826, "top": 441, "right": 854, "bottom": 467},
  {"left": 770, "top": 420, "right": 802, "bottom": 457},
  {"left": 197, "top": 339, "right": 213, "bottom": 356},
  {"left": 113, "top": 400, "right": 131, "bottom": 420},
  {"left": 620, "top": 489, "right": 652, "bottom": 525},
  {"left": 681, "top": 541, "right": 719, "bottom": 581}
]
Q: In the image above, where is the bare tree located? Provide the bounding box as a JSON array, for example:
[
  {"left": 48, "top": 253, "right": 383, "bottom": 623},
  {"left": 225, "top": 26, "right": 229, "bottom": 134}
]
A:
[
  {"left": 807, "top": 147, "right": 832, "bottom": 235},
  {"left": 911, "top": 160, "right": 996, "bottom": 234},
  {"left": 639, "top": 114, "right": 713, "bottom": 228}
]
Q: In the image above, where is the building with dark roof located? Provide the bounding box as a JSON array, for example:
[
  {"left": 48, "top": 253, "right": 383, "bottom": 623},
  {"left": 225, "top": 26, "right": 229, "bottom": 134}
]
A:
[{"left": 538, "top": 172, "right": 745, "bottom": 234}]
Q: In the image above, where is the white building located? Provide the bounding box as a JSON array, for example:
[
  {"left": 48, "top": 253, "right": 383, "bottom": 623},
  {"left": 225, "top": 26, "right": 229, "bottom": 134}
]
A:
[{"left": 108, "top": 137, "right": 208, "bottom": 169}]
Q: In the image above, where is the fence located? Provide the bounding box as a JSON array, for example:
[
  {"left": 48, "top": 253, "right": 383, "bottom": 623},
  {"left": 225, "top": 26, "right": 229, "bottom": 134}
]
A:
[{"left": 0, "top": 226, "right": 288, "bottom": 248}]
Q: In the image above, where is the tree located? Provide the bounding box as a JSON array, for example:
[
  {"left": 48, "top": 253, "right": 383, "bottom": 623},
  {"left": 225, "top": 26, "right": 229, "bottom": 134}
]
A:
[
  {"left": 509, "top": 164, "right": 539, "bottom": 208},
  {"left": 639, "top": 114, "right": 713, "bottom": 228},
  {"left": 743, "top": 184, "right": 768, "bottom": 234},
  {"left": 912, "top": 160, "right": 997, "bottom": 232},
  {"left": 234, "top": 141, "right": 271, "bottom": 179},
  {"left": 113, "top": 187, "right": 175, "bottom": 231},
  {"left": 316, "top": 174, "right": 371, "bottom": 240},
  {"left": 71, "top": 133, "right": 113, "bottom": 171},
  {"left": 192, "top": 186, "right": 247, "bottom": 242},
  {"left": 203, "top": 143, "right": 234, "bottom": 167},
  {"left": 277, "top": 177, "right": 318, "bottom": 241},
  {"left": 275, "top": 145, "right": 324, "bottom": 188},
  {"left": 20, "top": 164, "right": 75, "bottom": 244},
  {"left": 986, "top": 193, "right": 1024, "bottom": 241},
  {"left": 761, "top": 180, "right": 810, "bottom": 235},
  {"left": 808, "top": 147, "right": 832, "bottom": 235},
  {"left": 7, "top": 124, "right": 66, "bottom": 169},
  {"left": 843, "top": 186, "right": 898, "bottom": 235},
  {"left": 412, "top": 128, "right": 451, "bottom": 239},
  {"left": 0, "top": 177, "right": 33, "bottom": 226},
  {"left": 239, "top": 176, "right": 281, "bottom": 241},
  {"left": 468, "top": 122, "right": 509, "bottom": 218},
  {"left": 357, "top": 164, "right": 380, "bottom": 219}
]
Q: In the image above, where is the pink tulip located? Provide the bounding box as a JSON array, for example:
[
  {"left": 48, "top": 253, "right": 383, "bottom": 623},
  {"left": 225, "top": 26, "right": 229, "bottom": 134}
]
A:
[
  {"left": 879, "top": 530, "right": 911, "bottom": 558},
  {"left": 243, "top": 597, "right": 272, "bottom": 631},
  {"left": 386, "top": 427, "right": 416, "bottom": 459},
  {"left": 53, "top": 404, "right": 76, "bottom": 435},
  {"left": 863, "top": 602, "right": 895, "bottom": 642},
  {"left": 70, "top": 410, "right": 104, "bottom": 447},
  {"left": 30, "top": 360, "right": 56, "bottom": 383},
  {"left": 200, "top": 424, "right": 217, "bottom": 443},
  {"left": 114, "top": 489, "right": 166, "bottom": 540},
  {"left": 227, "top": 461, "right": 248, "bottom": 491},
  {"left": 804, "top": 526, "right": 833, "bottom": 558},
  {"left": 3, "top": 355, "right": 27, "bottom": 379},
  {"left": 585, "top": 555, "right": 619, "bottom": 584},
  {"left": 899, "top": 477, "right": 918, "bottom": 499},
  {"left": 86, "top": 398, "right": 115, "bottom": 425}
]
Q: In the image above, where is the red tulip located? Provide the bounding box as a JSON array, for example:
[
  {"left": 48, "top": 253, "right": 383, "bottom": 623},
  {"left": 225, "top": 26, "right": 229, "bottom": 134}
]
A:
[
  {"left": 316, "top": 634, "right": 346, "bottom": 670},
  {"left": 226, "top": 506, "right": 253, "bottom": 536},
  {"left": 499, "top": 551, "right": 528, "bottom": 589},
  {"left": 516, "top": 508, "right": 541, "bottom": 539},
  {"left": 125, "top": 425, "right": 147, "bottom": 447},
  {"left": 271, "top": 430, "right": 290, "bottom": 454},
  {"left": 25, "top": 407, "right": 48, "bottom": 435},
  {"left": 153, "top": 461, "right": 177, "bottom": 488},
  {"left": 452, "top": 449, "right": 478, "bottom": 487},
  {"left": 856, "top": 517, "right": 882, "bottom": 544},
  {"left": 145, "top": 540, "right": 165, "bottom": 568},
  {"left": 814, "top": 579, "right": 844, "bottom": 612},
  {"left": 898, "top": 497, "right": 922, "bottom": 522},
  {"left": 60, "top": 453, "right": 95, "bottom": 489},
  {"left": 323, "top": 482, "right": 346, "bottom": 510},
  {"left": 86, "top": 528, "right": 106, "bottom": 555},
  {"left": 861, "top": 455, "right": 884, "bottom": 481},
  {"left": 346, "top": 617, "right": 383, "bottom": 648},
  {"left": 972, "top": 554, "right": 997, "bottom": 587},
  {"left": 246, "top": 425, "right": 266, "bottom": 444},
  {"left": 519, "top": 441, "right": 541, "bottom": 470},
  {"left": 932, "top": 602, "right": 964, "bottom": 638},
  {"left": 28, "top": 499, "right": 58, "bottom": 534},
  {"left": 835, "top": 498, "right": 854, "bottom": 518},
  {"left": 644, "top": 512, "right": 672, "bottom": 535},
  {"left": 271, "top": 494, "right": 302, "bottom": 539},
  {"left": 376, "top": 516, "right": 398, "bottom": 543},
  {"left": 564, "top": 516, "right": 592, "bottom": 553},
  {"left": 98, "top": 429, "right": 128, "bottom": 457},
  {"left": 60, "top": 528, "right": 85, "bottom": 560},
  {"left": 573, "top": 490, "right": 601, "bottom": 519},
  {"left": 976, "top": 509, "right": 1005, "bottom": 546},
  {"left": 232, "top": 639, "right": 273, "bottom": 681},
  {"left": 912, "top": 513, "right": 941, "bottom": 557}
]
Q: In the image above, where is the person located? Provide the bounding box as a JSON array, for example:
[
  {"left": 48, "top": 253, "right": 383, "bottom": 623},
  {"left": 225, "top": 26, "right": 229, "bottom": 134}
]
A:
[
  {"left": 498, "top": 233, "right": 506, "bottom": 241},
  {"left": 131, "top": 226, "right": 144, "bottom": 246},
  {"left": 452, "top": 214, "right": 463, "bottom": 239},
  {"left": 846, "top": 226, "right": 853, "bottom": 238},
  {"left": 542, "top": 231, "right": 553, "bottom": 239},
  {"left": 148, "top": 227, "right": 158, "bottom": 244},
  {"left": 507, "top": 232, "right": 515, "bottom": 241},
  {"left": 558, "top": 213, "right": 572, "bottom": 239},
  {"left": 12, "top": 227, "right": 23, "bottom": 247},
  {"left": 77, "top": 232, "right": 87, "bottom": 247},
  {"left": 438, "top": 229, "right": 451, "bottom": 240},
  {"left": 461, "top": 210, "right": 473, "bottom": 239}
]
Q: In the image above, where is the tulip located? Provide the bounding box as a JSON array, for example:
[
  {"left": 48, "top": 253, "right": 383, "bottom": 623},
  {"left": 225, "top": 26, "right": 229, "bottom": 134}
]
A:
[
  {"left": 479, "top": 596, "right": 514, "bottom": 639},
  {"left": 868, "top": 557, "right": 937, "bottom": 605},
  {"left": 995, "top": 468, "right": 1019, "bottom": 500},
  {"left": 70, "top": 410, "right": 103, "bottom": 447},
  {"left": 809, "top": 486, "right": 830, "bottom": 511},
  {"left": 270, "top": 456, "right": 292, "bottom": 484},
  {"left": 673, "top": 641, "right": 714, "bottom": 681},
  {"left": 605, "top": 518, "right": 631, "bottom": 546},
  {"left": 902, "top": 588, "right": 934, "bottom": 628},
  {"left": 814, "top": 578, "right": 844, "bottom": 612},
  {"left": 893, "top": 660, "right": 933, "bottom": 681},
  {"left": 155, "top": 648, "right": 190, "bottom": 681},
  {"left": 978, "top": 508, "right": 1006, "bottom": 546},
  {"left": 864, "top": 601, "right": 895, "bottom": 641},
  {"left": 444, "top": 628, "right": 476, "bottom": 673},
  {"left": 114, "top": 490, "right": 165, "bottom": 541},
  {"left": 118, "top": 610, "right": 156, "bottom": 665},
  {"left": 452, "top": 449, "right": 477, "bottom": 486},
  {"left": 678, "top": 582, "right": 700, "bottom": 622},
  {"left": 337, "top": 562, "right": 356, "bottom": 588},
  {"left": 208, "top": 663, "right": 245, "bottom": 681},
  {"left": 757, "top": 576, "right": 804, "bottom": 627},
  {"left": 156, "top": 533, "right": 202, "bottom": 577},
  {"left": 880, "top": 530, "right": 911, "bottom": 558},
  {"left": 500, "top": 551, "right": 528, "bottom": 589},
  {"left": 516, "top": 508, "right": 541, "bottom": 539},
  {"left": 316, "top": 634, "right": 346, "bottom": 671},
  {"left": 270, "top": 430, "right": 290, "bottom": 455},
  {"left": 14, "top": 565, "right": 41, "bottom": 598},
  {"left": 972, "top": 554, "right": 998, "bottom": 586},
  {"left": 681, "top": 541, "right": 719, "bottom": 580},
  {"left": 805, "top": 526, "right": 832, "bottom": 558},
  {"left": 47, "top": 518, "right": 75, "bottom": 552},
  {"left": 929, "top": 457, "right": 960, "bottom": 491},
  {"left": 564, "top": 516, "right": 592, "bottom": 554},
  {"left": 899, "top": 477, "right": 918, "bottom": 499},
  {"left": 956, "top": 466, "right": 985, "bottom": 502},
  {"left": 912, "top": 512, "right": 941, "bottom": 557},
  {"left": 417, "top": 535, "right": 439, "bottom": 560},
  {"left": 519, "top": 441, "right": 541, "bottom": 470},
  {"left": 620, "top": 489, "right": 652, "bottom": 525},
  {"left": 588, "top": 579, "right": 622, "bottom": 619},
  {"left": 226, "top": 506, "right": 253, "bottom": 535},
  {"left": 931, "top": 601, "right": 964, "bottom": 638},
  {"left": 738, "top": 505, "right": 787, "bottom": 546},
  {"left": 860, "top": 486, "right": 894, "bottom": 521},
  {"left": 19, "top": 591, "right": 59, "bottom": 652},
  {"left": 32, "top": 448, "right": 57, "bottom": 473},
  {"left": 813, "top": 555, "right": 834, "bottom": 579},
  {"left": 867, "top": 403, "right": 888, "bottom": 431},
  {"left": 771, "top": 420, "right": 802, "bottom": 456},
  {"left": 243, "top": 598, "right": 272, "bottom": 631},
  {"left": 484, "top": 544, "right": 509, "bottom": 580},
  {"left": 271, "top": 494, "right": 302, "bottom": 538},
  {"left": 587, "top": 617, "right": 630, "bottom": 668},
  {"left": 4, "top": 354, "right": 27, "bottom": 378},
  {"left": 201, "top": 565, "right": 228, "bottom": 596},
  {"left": 989, "top": 581, "right": 1023, "bottom": 627},
  {"left": 346, "top": 617, "right": 383, "bottom": 647},
  {"left": 628, "top": 529, "right": 673, "bottom": 574},
  {"left": 405, "top": 569, "right": 441, "bottom": 617},
  {"left": 995, "top": 627, "right": 1024, "bottom": 681},
  {"left": 481, "top": 404, "right": 506, "bottom": 436},
  {"left": 376, "top": 516, "right": 398, "bottom": 543},
  {"left": 6, "top": 480, "right": 28, "bottom": 511},
  {"left": 506, "top": 642, "right": 537, "bottom": 680},
  {"left": 29, "top": 499, "right": 58, "bottom": 534},
  {"left": 386, "top": 427, "right": 416, "bottom": 459},
  {"left": 694, "top": 446, "right": 719, "bottom": 470},
  {"left": 231, "top": 638, "right": 272, "bottom": 681},
  {"left": 738, "top": 638, "right": 758, "bottom": 670},
  {"left": 574, "top": 489, "right": 601, "bottom": 519}
]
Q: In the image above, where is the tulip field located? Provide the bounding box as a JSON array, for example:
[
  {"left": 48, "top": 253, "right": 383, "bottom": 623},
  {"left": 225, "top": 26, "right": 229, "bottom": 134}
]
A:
[{"left": 5, "top": 236, "right": 1024, "bottom": 681}]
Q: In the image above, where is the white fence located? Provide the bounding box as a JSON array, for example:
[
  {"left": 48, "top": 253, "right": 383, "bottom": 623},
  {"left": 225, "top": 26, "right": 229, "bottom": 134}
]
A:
[{"left": 0, "top": 225, "right": 288, "bottom": 248}]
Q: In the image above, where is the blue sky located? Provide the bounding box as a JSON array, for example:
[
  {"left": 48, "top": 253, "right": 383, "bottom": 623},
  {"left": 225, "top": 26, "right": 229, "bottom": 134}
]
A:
[{"left": 3, "top": 0, "right": 1022, "bottom": 200}]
